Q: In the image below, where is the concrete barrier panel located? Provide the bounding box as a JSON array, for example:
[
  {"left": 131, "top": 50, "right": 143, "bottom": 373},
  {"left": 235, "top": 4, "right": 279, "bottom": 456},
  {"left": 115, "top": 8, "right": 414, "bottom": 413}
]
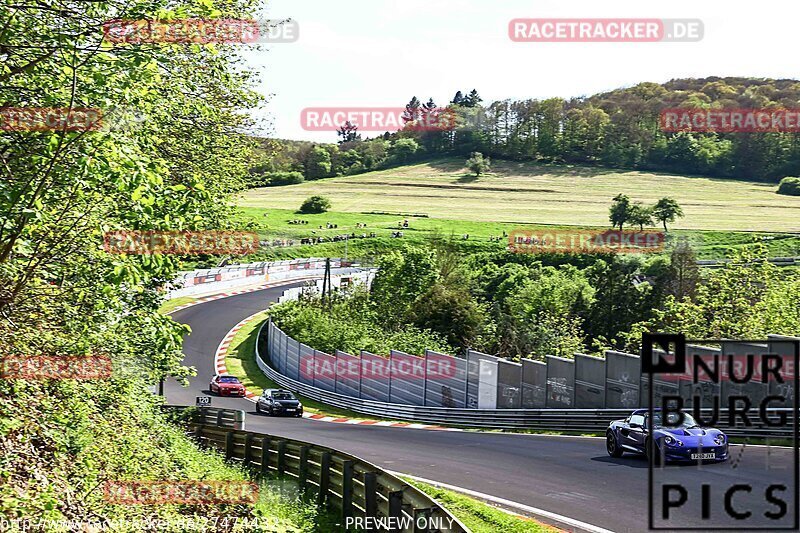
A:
[
  {"left": 425, "top": 350, "right": 467, "bottom": 408},
  {"left": 521, "top": 359, "right": 546, "bottom": 408},
  {"left": 335, "top": 350, "right": 361, "bottom": 398},
  {"left": 497, "top": 359, "right": 522, "bottom": 408},
  {"left": 360, "top": 351, "right": 391, "bottom": 402},
  {"left": 546, "top": 356, "right": 574, "bottom": 408},
  {"left": 575, "top": 353, "right": 606, "bottom": 408},
  {"left": 467, "top": 349, "right": 499, "bottom": 409},
  {"left": 389, "top": 350, "right": 426, "bottom": 406},
  {"left": 605, "top": 351, "right": 640, "bottom": 408}
]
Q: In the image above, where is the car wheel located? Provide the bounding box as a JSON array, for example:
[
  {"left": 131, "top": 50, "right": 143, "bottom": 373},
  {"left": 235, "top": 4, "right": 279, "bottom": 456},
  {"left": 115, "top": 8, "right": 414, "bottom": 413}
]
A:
[
  {"left": 646, "top": 438, "right": 662, "bottom": 465},
  {"left": 268, "top": 407, "right": 274, "bottom": 416},
  {"left": 606, "top": 431, "right": 624, "bottom": 458}
]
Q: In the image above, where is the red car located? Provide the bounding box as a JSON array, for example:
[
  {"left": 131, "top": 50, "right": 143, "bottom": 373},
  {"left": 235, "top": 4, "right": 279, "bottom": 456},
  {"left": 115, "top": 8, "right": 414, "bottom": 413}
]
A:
[{"left": 209, "top": 375, "right": 246, "bottom": 397}]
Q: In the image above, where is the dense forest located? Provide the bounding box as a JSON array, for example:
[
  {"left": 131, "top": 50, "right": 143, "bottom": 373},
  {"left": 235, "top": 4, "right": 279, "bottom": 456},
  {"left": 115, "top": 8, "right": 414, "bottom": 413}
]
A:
[
  {"left": 270, "top": 241, "right": 800, "bottom": 362},
  {"left": 253, "top": 78, "right": 800, "bottom": 184}
]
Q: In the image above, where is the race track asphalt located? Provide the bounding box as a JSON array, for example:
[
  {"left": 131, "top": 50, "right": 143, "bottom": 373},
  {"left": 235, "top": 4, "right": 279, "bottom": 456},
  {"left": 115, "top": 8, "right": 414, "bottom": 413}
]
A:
[{"left": 164, "top": 284, "right": 797, "bottom": 533}]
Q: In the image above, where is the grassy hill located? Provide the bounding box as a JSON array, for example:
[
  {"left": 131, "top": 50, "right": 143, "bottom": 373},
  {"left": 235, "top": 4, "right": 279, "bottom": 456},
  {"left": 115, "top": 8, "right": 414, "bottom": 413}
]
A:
[{"left": 240, "top": 158, "right": 800, "bottom": 233}]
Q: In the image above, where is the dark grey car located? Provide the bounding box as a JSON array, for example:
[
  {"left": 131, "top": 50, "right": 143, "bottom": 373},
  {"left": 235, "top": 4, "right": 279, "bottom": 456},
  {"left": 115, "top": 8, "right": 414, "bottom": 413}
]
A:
[{"left": 256, "top": 389, "right": 303, "bottom": 417}]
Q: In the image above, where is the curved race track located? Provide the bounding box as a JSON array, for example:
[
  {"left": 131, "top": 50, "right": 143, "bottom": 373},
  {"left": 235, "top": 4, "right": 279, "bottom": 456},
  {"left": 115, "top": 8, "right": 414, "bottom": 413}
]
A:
[{"left": 164, "top": 283, "right": 795, "bottom": 533}]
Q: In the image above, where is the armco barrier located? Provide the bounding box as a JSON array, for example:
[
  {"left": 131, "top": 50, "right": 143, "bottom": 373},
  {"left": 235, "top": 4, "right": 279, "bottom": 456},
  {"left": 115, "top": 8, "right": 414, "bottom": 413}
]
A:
[
  {"left": 255, "top": 321, "right": 796, "bottom": 437},
  {"left": 166, "top": 408, "right": 467, "bottom": 532},
  {"left": 163, "top": 405, "right": 247, "bottom": 430},
  {"left": 166, "top": 258, "right": 365, "bottom": 300}
]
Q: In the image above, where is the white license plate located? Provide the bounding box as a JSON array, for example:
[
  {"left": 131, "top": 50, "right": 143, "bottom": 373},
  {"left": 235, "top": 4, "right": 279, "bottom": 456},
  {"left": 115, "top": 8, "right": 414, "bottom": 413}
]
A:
[
  {"left": 285, "top": 408, "right": 295, "bottom": 412},
  {"left": 691, "top": 453, "right": 715, "bottom": 460}
]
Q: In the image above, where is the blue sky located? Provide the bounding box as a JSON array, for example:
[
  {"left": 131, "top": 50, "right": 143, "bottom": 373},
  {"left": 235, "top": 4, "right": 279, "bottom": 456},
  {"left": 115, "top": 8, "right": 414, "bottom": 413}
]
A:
[{"left": 243, "top": 0, "right": 794, "bottom": 142}]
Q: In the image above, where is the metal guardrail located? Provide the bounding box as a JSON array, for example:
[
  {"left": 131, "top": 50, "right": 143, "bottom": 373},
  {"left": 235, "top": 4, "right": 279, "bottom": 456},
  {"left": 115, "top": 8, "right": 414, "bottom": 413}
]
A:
[
  {"left": 165, "top": 407, "right": 467, "bottom": 532},
  {"left": 255, "top": 322, "right": 795, "bottom": 438},
  {"left": 163, "top": 405, "right": 247, "bottom": 429}
]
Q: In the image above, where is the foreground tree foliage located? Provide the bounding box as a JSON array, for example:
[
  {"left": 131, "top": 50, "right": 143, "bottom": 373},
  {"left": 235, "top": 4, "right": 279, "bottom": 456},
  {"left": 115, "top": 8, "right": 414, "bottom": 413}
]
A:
[{"left": 0, "top": 0, "right": 320, "bottom": 527}]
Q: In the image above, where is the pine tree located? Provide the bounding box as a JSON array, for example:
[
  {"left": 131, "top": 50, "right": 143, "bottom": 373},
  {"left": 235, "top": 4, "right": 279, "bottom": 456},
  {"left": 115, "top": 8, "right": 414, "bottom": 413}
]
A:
[
  {"left": 464, "top": 89, "right": 482, "bottom": 107},
  {"left": 403, "top": 96, "right": 422, "bottom": 124}
]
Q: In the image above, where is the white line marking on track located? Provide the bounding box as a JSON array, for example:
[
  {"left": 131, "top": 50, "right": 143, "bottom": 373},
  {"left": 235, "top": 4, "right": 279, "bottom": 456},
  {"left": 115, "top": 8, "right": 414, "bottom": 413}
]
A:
[{"left": 390, "top": 471, "right": 616, "bottom": 533}]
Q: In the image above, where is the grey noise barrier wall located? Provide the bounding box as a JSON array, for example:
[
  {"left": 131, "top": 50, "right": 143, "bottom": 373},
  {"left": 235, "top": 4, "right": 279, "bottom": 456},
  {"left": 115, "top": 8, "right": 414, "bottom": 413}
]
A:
[
  {"left": 359, "top": 351, "right": 390, "bottom": 402},
  {"left": 497, "top": 359, "right": 522, "bottom": 409},
  {"left": 545, "top": 356, "right": 575, "bottom": 408},
  {"left": 261, "top": 320, "right": 800, "bottom": 417},
  {"left": 389, "top": 350, "right": 426, "bottom": 406},
  {"left": 605, "top": 350, "right": 640, "bottom": 409},
  {"left": 257, "top": 320, "right": 799, "bottom": 435},
  {"left": 425, "top": 350, "right": 467, "bottom": 408},
  {"left": 521, "top": 359, "right": 546, "bottom": 408},
  {"left": 575, "top": 353, "right": 606, "bottom": 408},
  {"left": 466, "top": 349, "right": 499, "bottom": 409},
  {"left": 335, "top": 350, "right": 360, "bottom": 398}
]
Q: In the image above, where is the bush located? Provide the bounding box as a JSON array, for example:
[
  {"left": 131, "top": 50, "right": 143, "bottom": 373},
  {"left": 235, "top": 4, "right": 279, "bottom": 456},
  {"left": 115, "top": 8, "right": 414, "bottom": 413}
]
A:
[
  {"left": 299, "top": 195, "right": 331, "bottom": 214},
  {"left": 466, "top": 152, "right": 490, "bottom": 176},
  {"left": 777, "top": 177, "right": 800, "bottom": 196},
  {"left": 248, "top": 171, "right": 304, "bottom": 188}
]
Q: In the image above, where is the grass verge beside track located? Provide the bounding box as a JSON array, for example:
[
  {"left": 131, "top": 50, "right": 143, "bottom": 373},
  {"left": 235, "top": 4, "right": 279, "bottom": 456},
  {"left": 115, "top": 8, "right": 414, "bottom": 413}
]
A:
[
  {"left": 405, "top": 478, "right": 562, "bottom": 532},
  {"left": 223, "top": 313, "right": 406, "bottom": 422}
]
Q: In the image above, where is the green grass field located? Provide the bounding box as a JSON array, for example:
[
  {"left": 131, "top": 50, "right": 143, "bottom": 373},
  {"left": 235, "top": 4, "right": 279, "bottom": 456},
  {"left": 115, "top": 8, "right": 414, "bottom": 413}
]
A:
[
  {"left": 233, "top": 159, "right": 800, "bottom": 261},
  {"left": 240, "top": 158, "right": 800, "bottom": 233}
]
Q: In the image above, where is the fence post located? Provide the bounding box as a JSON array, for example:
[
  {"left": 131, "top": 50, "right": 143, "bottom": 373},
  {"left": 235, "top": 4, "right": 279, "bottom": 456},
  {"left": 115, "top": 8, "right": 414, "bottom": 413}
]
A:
[
  {"left": 388, "top": 491, "right": 403, "bottom": 533},
  {"left": 216, "top": 410, "right": 224, "bottom": 427},
  {"left": 260, "top": 437, "right": 271, "bottom": 475},
  {"left": 341, "top": 460, "right": 354, "bottom": 521},
  {"left": 413, "top": 508, "right": 433, "bottom": 533},
  {"left": 363, "top": 472, "right": 378, "bottom": 518},
  {"left": 224, "top": 431, "right": 234, "bottom": 460},
  {"left": 243, "top": 433, "right": 254, "bottom": 466},
  {"left": 277, "top": 441, "right": 287, "bottom": 475},
  {"left": 317, "top": 452, "right": 331, "bottom": 505},
  {"left": 298, "top": 446, "right": 310, "bottom": 491}
]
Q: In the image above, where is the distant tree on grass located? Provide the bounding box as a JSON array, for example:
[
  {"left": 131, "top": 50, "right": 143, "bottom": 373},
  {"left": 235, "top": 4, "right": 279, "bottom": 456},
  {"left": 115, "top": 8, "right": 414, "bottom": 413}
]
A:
[
  {"left": 305, "top": 146, "right": 332, "bottom": 179},
  {"left": 778, "top": 177, "right": 800, "bottom": 196},
  {"left": 652, "top": 197, "right": 684, "bottom": 230},
  {"left": 299, "top": 195, "right": 331, "bottom": 214},
  {"left": 609, "top": 194, "right": 631, "bottom": 230},
  {"left": 466, "top": 152, "right": 490, "bottom": 176},
  {"left": 628, "top": 203, "right": 654, "bottom": 230},
  {"left": 668, "top": 238, "right": 699, "bottom": 299},
  {"left": 388, "top": 138, "right": 419, "bottom": 164}
]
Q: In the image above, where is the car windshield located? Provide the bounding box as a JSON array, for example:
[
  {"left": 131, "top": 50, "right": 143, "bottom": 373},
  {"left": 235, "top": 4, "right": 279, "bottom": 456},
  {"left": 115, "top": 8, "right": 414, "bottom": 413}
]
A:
[
  {"left": 651, "top": 412, "right": 699, "bottom": 429},
  {"left": 272, "top": 392, "right": 295, "bottom": 400},
  {"left": 219, "top": 377, "right": 240, "bottom": 383}
]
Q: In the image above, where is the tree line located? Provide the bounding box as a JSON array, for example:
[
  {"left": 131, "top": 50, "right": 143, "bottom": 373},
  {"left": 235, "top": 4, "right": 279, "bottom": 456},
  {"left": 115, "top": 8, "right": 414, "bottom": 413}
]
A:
[{"left": 254, "top": 78, "right": 800, "bottom": 184}]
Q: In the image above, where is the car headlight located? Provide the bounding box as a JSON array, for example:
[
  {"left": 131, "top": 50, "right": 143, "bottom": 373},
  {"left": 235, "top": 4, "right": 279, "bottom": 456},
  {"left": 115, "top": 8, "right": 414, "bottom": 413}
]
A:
[
  {"left": 664, "top": 435, "right": 683, "bottom": 447},
  {"left": 714, "top": 434, "right": 726, "bottom": 445},
  {"left": 297, "top": 403, "right": 303, "bottom": 408}
]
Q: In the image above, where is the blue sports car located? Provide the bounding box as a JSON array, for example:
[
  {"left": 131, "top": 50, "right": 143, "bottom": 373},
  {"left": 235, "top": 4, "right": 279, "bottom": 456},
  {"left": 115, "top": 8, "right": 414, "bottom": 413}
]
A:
[{"left": 606, "top": 409, "right": 728, "bottom": 464}]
